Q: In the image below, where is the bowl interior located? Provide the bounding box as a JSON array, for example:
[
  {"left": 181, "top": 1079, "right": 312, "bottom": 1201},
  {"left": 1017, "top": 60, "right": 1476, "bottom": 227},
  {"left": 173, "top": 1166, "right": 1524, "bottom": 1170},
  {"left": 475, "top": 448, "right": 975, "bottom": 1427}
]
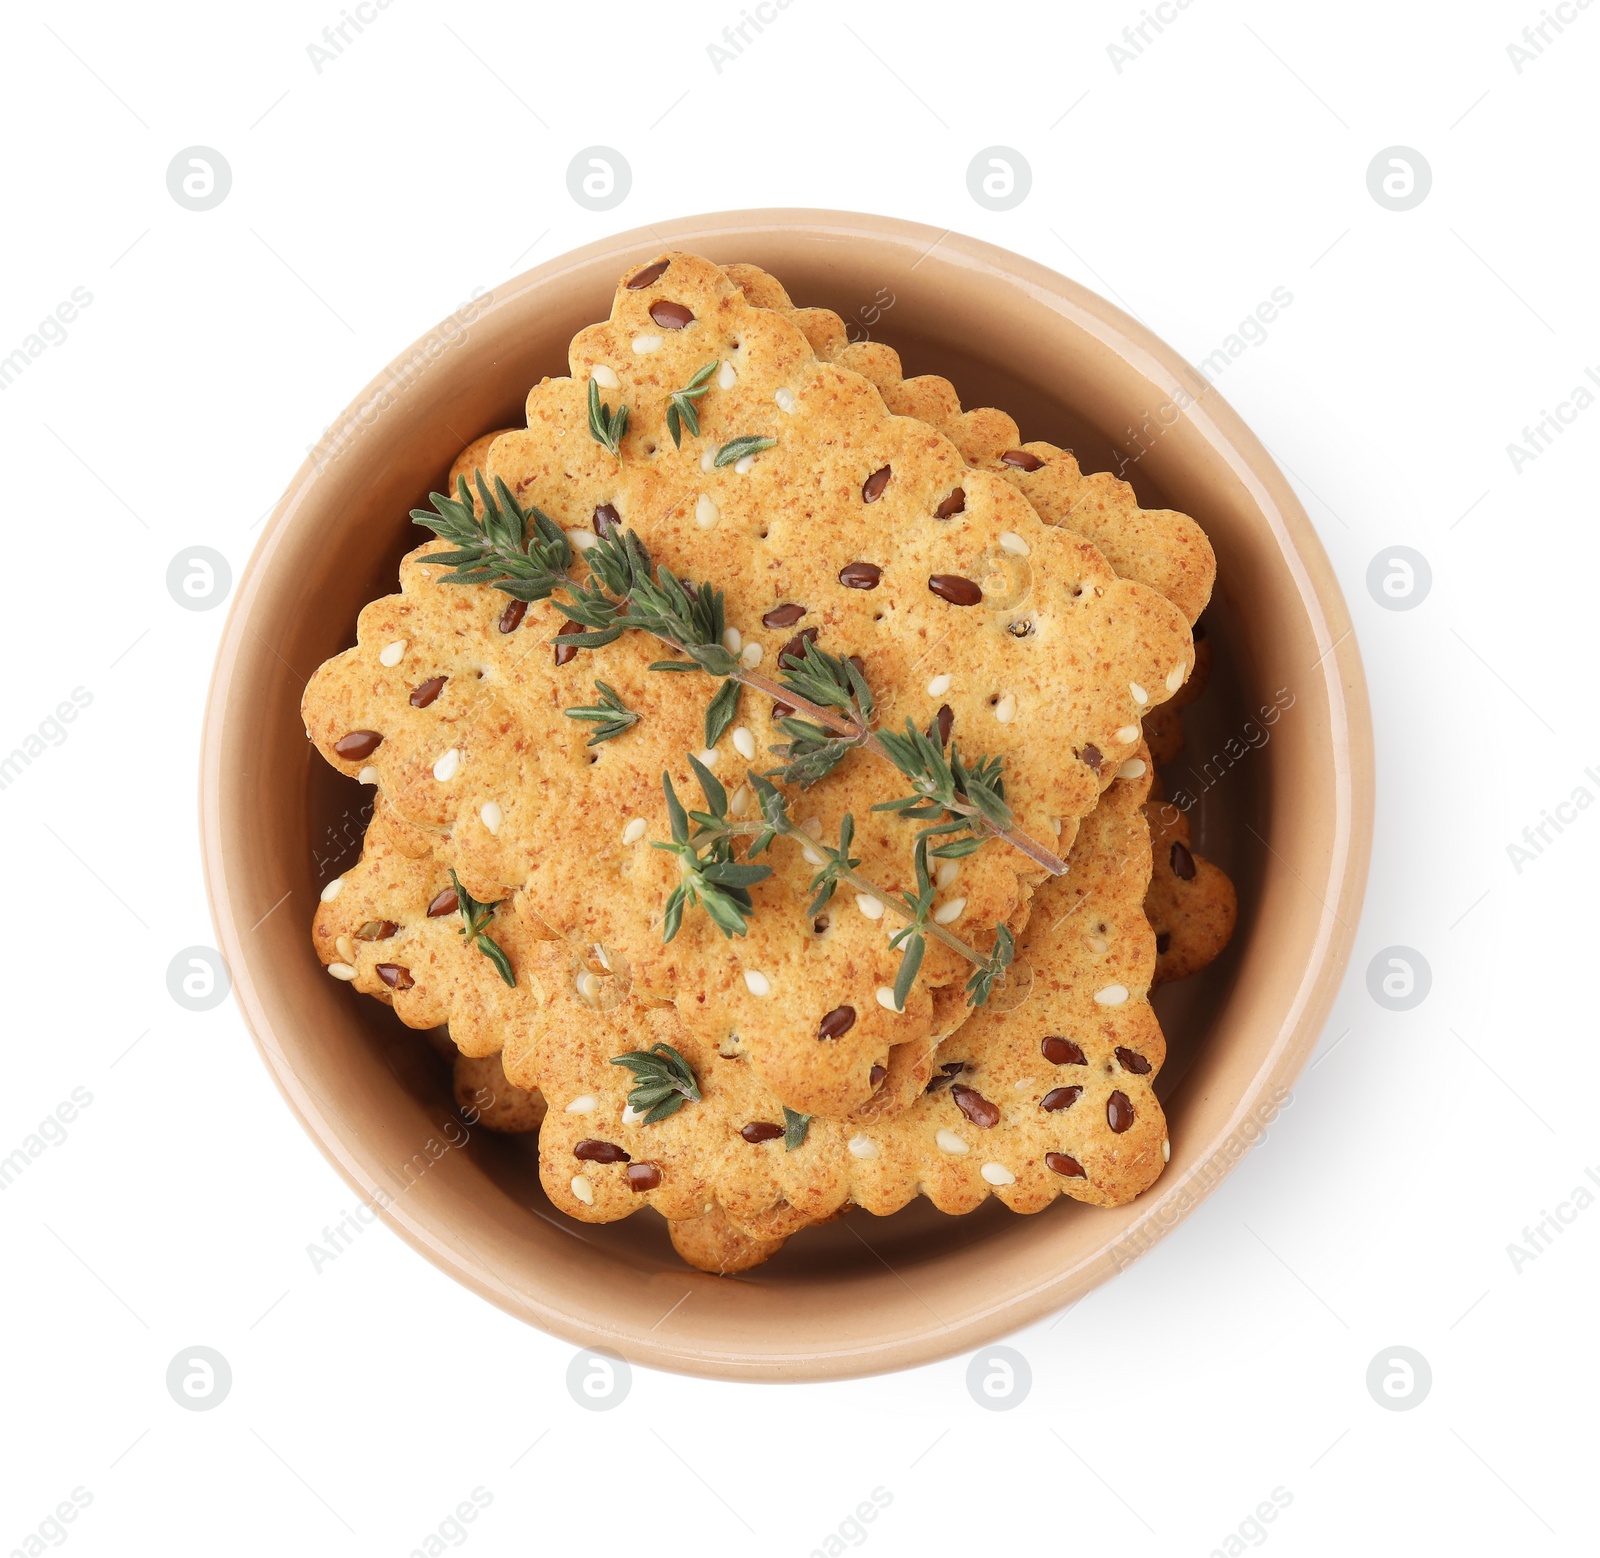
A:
[{"left": 205, "top": 212, "right": 1368, "bottom": 1379}]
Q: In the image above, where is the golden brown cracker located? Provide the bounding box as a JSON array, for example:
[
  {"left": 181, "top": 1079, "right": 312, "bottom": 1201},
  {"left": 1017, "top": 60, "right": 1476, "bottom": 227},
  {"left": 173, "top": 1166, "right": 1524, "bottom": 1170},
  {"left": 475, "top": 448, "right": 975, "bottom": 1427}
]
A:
[{"left": 302, "top": 251, "right": 1194, "bottom": 1117}]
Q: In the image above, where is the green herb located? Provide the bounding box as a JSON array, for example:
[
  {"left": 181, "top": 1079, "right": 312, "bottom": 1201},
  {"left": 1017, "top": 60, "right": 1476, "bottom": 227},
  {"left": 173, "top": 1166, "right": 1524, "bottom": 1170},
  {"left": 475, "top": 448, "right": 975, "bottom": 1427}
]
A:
[
  {"left": 448, "top": 869, "right": 515, "bottom": 987},
  {"left": 703, "top": 677, "right": 741, "bottom": 749},
  {"left": 782, "top": 1107, "right": 811, "bottom": 1150},
  {"left": 712, "top": 434, "right": 776, "bottom": 467},
  {"left": 765, "top": 641, "right": 875, "bottom": 787},
  {"left": 965, "top": 923, "right": 1016, "bottom": 1008},
  {"left": 653, "top": 757, "right": 773, "bottom": 940},
  {"left": 874, "top": 717, "right": 1012, "bottom": 836},
  {"left": 610, "top": 1042, "right": 701, "bottom": 1123},
  {"left": 665, "top": 361, "right": 718, "bottom": 448},
  {"left": 411, "top": 473, "right": 572, "bottom": 603},
  {"left": 563, "top": 681, "right": 640, "bottom": 746},
  {"left": 588, "top": 377, "right": 630, "bottom": 461}
]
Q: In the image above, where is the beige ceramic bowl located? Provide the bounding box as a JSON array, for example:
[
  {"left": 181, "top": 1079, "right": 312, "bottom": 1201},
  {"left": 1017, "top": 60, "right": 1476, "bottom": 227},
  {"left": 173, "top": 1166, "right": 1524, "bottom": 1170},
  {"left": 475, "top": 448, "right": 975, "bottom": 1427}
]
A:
[{"left": 202, "top": 210, "right": 1372, "bottom": 1381}]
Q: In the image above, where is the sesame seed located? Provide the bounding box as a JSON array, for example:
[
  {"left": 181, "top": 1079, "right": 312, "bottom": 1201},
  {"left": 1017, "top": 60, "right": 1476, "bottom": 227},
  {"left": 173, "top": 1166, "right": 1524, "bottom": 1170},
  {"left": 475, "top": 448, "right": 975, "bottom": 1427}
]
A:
[
  {"left": 695, "top": 494, "right": 719, "bottom": 529},
  {"left": 722, "top": 627, "right": 742, "bottom": 653},
  {"left": 631, "top": 333, "right": 662, "bottom": 354},
  {"left": 936, "top": 860, "right": 960, "bottom": 889},
  {"left": 1162, "top": 1138, "right": 1171, "bottom": 1162},
  {"left": 621, "top": 1103, "right": 645, "bottom": 1125},
  {"left": 700, "top": 449, "right": 715, "bottom": 473},
  {"left": 744, "top": 970, "right": 772, "bottom": 996},
  {"left": 571, "top": 1175, "right": 594, "bottom": 1205},
  {"left": 432, "top": 748, "right": 460, "bottom": 781},
  {"left": 565, "top": 1095, "right": 597, "bottom": 1114},
  {"left": 591, "top": 364, "right": 620, "bottom": 389},
  {"left": 480, "top": 801, "right": 503, "bottom": 834},
  {"left": 335, "top": 935, "right": 355, "bottom": 963},
  {"left": 1129, "top": 681, "right": 1149, "bottom": 704},
  {"left": 1085, "top": 935, "right": 1108, "bottom": 953},
  {"left": 328, "top": 962, "right": 356, "bottom": 981},
  {"left": 576, "top": 972, "right": 601, "bottom": 1003},
  {"left": 936, "top": 1128, "right": 969, "bottom": 1155},
  {"left": 740, "top": 641, "right": 763, "bottom": 668},
  {"left": 875, "top": 986, "right": 903, "bottom": 1013},
  {"left": 994, "top": 694, "right": 1018, "bottom": 723},
  {"left": 1114, "top": 725, "right": 1139, "bottom": 743},
  {"left": 1166, "top": 661, "right": 1187, "bottom": 693},
  {"left": 734, "top": 455, "right": 756, "bottom": 475},
  {"left": 800, "top": 842, "right": 826, "bottom": 866},
  {"left": 378, "top": 639, "right": 406, "bottom": 666},
  {"left": 775, "top": 387, "right": 797, "bottom": 413},
  {"left": 320, "top": 877, "right": 345, "bottom": 902},
  {"left": 926, "top": 673, "right": 952, "bottom": 696},
  {"left": 729, "top": 784, "right": 751, "bottom": 817},
  {"left": 934, "top": 897, "right": 967, "bottom": 925},
  {"left": 567, "top": 527, "right": 599, "bottom": 551},
  {"left": 856, "top": 893, "right": 886, "bottom": 920},
  {"left": 622, "top": 817, "right": 647, "bottom": 845},
  {"left": 1117, "top": 759, "right": 1147, "bottom": 779},
  {"left": 594, "top": 943, "right": 612, "bottom": 970},
  {"left": 732, "top": 726, "right": 756, "bottom": 760},
  {"left": 981, "top": 1162, "right": 1016, "bottom": 1186},
  {"left": 717, "top": 359, "right": 737, "bottom": 390},
  {"left": 848, "top": 1134, "right": 879, "bottom": 1159},
  {"left": 1051, "top": 817, "right": 1062, "bottom": 834},
  {"left": 998, "top": 531, "right": 1030, "bottom": 556},
  {"left": 1094, "top": 984, "right": 1130, "bottom": 1006},
  {"left": 357, "top": 766, "right": 378, "bottom": 785},
  {"left": 697, "top": 747, "right": 719, "bottom": 767}
]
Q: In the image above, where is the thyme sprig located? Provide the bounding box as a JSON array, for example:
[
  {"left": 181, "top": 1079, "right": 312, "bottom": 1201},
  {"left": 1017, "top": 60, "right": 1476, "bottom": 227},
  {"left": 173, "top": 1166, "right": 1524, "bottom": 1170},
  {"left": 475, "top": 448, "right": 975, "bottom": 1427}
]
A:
[
  {"left": 410, "top": 476, "right": 1066, "bottom": 874},
  {"left": 588, "top": 378, "right": 630, "bottom": 461},
  {"left": 609, "top": 1042, "right": 701, "bottom": 1123},
  {"left": 654, "top": 756, "right": 774, "bottom": 940},
  {"left": 657, "top": 762, "right": 1020, "bottom": 1009},
  {"left": 713, "top": 434, "right": 777, "bottom": 467},
  {"left": 563, "top": 681, "right": 639, "bottom": 745},
  {"left": 665, "top": 361, "right": 718, "bottom": 448},
  {"left": 447, "top": 870, "right": 515, "bottom": 987}
]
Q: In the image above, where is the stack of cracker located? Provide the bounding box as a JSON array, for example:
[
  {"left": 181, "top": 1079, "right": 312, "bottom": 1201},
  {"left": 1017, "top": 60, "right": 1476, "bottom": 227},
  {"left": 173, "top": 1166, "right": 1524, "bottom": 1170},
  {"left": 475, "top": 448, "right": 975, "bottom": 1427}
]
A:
[{"left": 303, "top": 252, "right": 1236, "bottom": 1273}]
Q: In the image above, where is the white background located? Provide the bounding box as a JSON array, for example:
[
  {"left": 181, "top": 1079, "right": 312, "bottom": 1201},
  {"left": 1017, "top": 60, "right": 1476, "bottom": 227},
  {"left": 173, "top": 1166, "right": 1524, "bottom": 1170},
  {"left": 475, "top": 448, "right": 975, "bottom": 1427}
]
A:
[{"left": 1, "top": 1, "right": 1594, "bottom": 1553}]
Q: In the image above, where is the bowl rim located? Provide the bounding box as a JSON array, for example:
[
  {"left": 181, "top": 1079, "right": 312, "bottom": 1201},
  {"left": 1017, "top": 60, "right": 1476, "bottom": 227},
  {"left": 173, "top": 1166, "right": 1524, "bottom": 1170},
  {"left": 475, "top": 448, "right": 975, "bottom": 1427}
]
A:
[{"left": 202, "top": 208, "right": 1373, "bottom": 1379}]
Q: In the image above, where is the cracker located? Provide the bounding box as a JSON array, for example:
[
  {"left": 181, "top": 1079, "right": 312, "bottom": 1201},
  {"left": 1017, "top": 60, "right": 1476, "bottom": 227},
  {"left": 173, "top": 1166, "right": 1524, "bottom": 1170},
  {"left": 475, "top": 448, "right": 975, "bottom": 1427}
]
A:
[
  {"left": 511, "top": 755, "right": 1167, "bottom": 1230},
  {"left": 1143, "top": 779, "right": 1237, "bottom": 983},
  {"left": 303, "top": 251, "right": 1194, "bottom": 1117},
  {"left": 725, "top": 263, "right": 1215, "bottom": 625},
  {"left": 453, "top": 1051, "right": 546, "bottom": 1133}
]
